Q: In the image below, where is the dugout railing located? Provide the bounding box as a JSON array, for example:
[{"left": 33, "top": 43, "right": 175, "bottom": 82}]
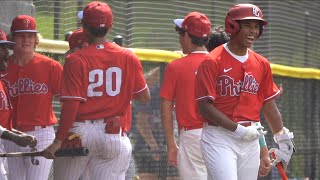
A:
[{"left": 40, "top": 38, "right": 320, "bottom": 180}]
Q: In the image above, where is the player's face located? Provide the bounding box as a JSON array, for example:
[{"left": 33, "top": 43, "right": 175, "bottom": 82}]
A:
[
  {"left": 12, "top": 32, "right": 37, "bottom": 54},
  {"left": 179, "top": 32, "right": 192, "bottom": 54},
  {"left": 235, "top": 20, "right": 261, "bottom": 48},
  {"left": 0, "top": 45, "right": 9, "bottom": 60}
]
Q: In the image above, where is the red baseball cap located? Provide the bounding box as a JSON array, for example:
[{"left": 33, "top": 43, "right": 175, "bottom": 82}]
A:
[
  {"left": 10, "top": 15, "right": 38, "bottom": 33},
  {"left": 68, "top": 28, "right": 88, "bottom": 49},
  {"left": 173, "top": 12, "right": 211, "bottom": 38},
  {"left": 0, "top": 29, "right": 14, "bottom": 45},
  {"left": 82, "top": 1, "right": 113, "bottom": 29}
]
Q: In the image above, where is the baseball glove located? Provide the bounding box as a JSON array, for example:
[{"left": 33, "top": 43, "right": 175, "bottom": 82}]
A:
[{"left": 61, "top": 132, "right": 83, "bottom": 149}]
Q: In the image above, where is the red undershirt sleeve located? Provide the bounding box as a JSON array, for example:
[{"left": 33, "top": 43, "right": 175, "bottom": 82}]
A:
[{"left": 56, "top": 100, "right": 80, "bottom": 141}]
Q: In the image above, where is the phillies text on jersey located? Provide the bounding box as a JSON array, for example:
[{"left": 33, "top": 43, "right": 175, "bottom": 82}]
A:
[{"left": 195, "top": 44, "right": 280, "bottom": 122}]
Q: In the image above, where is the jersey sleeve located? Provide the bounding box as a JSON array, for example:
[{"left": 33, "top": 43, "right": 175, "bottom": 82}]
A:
[
  {"left": 195, "top": 59, "right": 218, "bottom": 102},
  {"left": 262, "top": 62, "right": 280, "bottom": 102},
  {"left": 132, "top": 54, "right": 148, "bottom": 94},
  {"left": 60, "top": 54, "right": 86, "bottom": 102},
  {"left": 50, "top": 61, "right": 63, "bottom": 98},
  {"left": 159, "top": 63, "right": 176, "bottom": 101}
]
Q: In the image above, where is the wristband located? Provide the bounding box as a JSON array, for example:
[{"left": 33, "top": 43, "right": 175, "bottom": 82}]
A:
[{"left": 259, "top": 135, "right": 267, "bottom": 148}]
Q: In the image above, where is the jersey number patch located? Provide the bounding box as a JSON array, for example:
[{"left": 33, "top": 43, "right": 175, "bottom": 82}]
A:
[{"left": 87, "top": 67, "right": 122, "bottom": 97}]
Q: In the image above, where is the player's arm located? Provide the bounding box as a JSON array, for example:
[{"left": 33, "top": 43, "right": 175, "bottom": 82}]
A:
[
  {"left": 136, "top": 111, "right": 159, "bottom": 157},
  {"left": 160, "top": 98, "right": 178, "bottom": 166},
  {"left": 1, "top": 127, "right": 37, "bottom": 148},
  {"left": 259, "top": 146, "right": 272, "bottom": 177},
  {"left": 198, "top": 99, "right": 237, "bottom": 131},
  {"left": 43, "top": 100, "right": 80, "bottom": 159},
  {"left": 133, "top": 87, "right": 150, "bottom": 104},
  {"left": 262, "top": 100, "right": 283, "bottom": 134}
]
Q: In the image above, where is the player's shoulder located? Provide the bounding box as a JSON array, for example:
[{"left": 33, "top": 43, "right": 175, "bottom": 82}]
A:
[
  {"left": 34, "top": 53, "right": 61, "bottom": 66},
  {"left": 207, "top": 45, "right": 224, "bottom": 60},
  {"left": 200, "top": 45, "right": 224, "bottom": 67},
  {"left": 248, "top": 49, "right": 270, "bottom": 64},
  {"left": 168, "top": 52, "right": 197, "bottom": 67}
]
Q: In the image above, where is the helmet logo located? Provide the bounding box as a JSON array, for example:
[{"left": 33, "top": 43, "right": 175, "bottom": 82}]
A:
[
  {"left": 252, "top": 7, "right": 260, "bottom": 17},
  {"left": 23, "top": 19, "right": 30, "bottom": 27}
]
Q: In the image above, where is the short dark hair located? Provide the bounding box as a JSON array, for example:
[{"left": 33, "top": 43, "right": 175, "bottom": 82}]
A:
[
  {"left": 83, "top": 24, "right": 108, "bottom": 37},
  {"left": 206, "top": 26, "right": 230, "bottom": 52},
  {"left": 175, "top": 26, "right": 208, "bottom": 46},
  {"left": 175, "top": 26, "right": 186, "bottom": 36},
  {"left": 189, "top": 34, "right": 209, "bottom": 47}
]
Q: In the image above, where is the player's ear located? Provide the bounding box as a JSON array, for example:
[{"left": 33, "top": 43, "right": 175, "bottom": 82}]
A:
[{"left": 34, "top": 33, "right": 40, "bottom": 47}]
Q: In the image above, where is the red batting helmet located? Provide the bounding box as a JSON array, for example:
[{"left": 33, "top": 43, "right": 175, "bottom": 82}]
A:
[{"left": 225, "top": 4, "right": 268, "bottom": 38}]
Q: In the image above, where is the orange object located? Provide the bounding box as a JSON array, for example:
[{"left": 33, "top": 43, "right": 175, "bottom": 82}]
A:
[{"left": 272, "top": 152, "right": 288, "bottom": 180}]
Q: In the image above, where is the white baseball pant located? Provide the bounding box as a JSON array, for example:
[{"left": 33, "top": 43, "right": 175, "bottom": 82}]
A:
[
  {"left": 178, "top": 128, "right": 207, "bottom": 180},
  {"left": 0, "top": 140, "right": 8, "bottom": 180},
  {"left": 53, "top": 119, "right": 132, "bottom": 180},
  {"left": 3, "top": 126, "right": 55, "bottom": 180},
  {"left": 201, "top": 123, "right": 260, "bottom": 180}
]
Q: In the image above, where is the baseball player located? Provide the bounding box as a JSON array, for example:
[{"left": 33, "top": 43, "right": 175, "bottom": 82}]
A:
[
  {"left": 65, "top": 27, "right": 138, "bottom": 180},
  {"left": 160, "top": 12, "right": 211, "bottom": 180},
  {"left": 195, "top": 4, "right": 295, "bottom": 180},
  {"left": 43, "top": 1, "right": 150, "bottom": 180},
  {"left": 65, "top": 28, "right": 88, "bottom": 57},
  {"left": 0, "top": 15, "right": 63, "bottom": 180},
  {"left": 0, "top": 29, "right": 38, "bottom": 180},
  {"left": 206, "top": 26, "right": 272, "bottom": 177}
]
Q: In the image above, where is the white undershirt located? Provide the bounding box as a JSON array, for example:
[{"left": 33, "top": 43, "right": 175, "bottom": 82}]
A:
[
  {"left": 223, "top": 43, "right": 248, "bottom": 63},
  {"left": 191, "top": 50, "right": 208, "bottom": 54}
]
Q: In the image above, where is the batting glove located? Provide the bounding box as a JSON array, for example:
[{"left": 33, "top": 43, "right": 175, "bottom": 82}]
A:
[
  {"left": 273, "top": 127, "right": 295, "bottom": 156},
  {"left": 234, "top": 124, "right": 267, "bottom": 142},
  {"left": 269, "top": 148, "right": 291, "bottom": 169}
]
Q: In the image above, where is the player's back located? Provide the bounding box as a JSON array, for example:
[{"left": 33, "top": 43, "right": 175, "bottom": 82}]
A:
[{"left": 64, "top": 42, "right": 145, "bottom": 120}]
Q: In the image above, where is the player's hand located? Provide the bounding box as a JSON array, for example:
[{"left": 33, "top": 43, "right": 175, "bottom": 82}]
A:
[
  {"left": 14, "top": 133, "right": 37, "bottom": 148},
  {"left": 2, "top": 131, "right": 37, "bottom": 148},
  {"left": 234, "top": 124, "right": 267, "bottom": 141},
  {"left": 269, "top": 148, "right": 291, "bottom": 169},
  {"left": 149, "top": 143, "right": 160, "bottom": 161},
  {"left": 43, "top": 139, "right": 62, "bottom": 159},
  {"left": 167, "top": 145, "right": 179, "bottom": 167},
  {"left": 259, "top": 155, "right": 272, "bottom": 176},
  {"left": 273, "top": 127, "right": 295, "bottom": 156}
]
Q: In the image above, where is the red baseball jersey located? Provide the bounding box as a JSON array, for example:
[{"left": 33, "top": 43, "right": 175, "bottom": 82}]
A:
[
  {"left": 60, "top": 42, "right": 147, "bottom": 124},
  {"left": 195, "top": 45, "right": 280, "bottom": 123},
  {"left": 0, "top": 53, "right": 62, "bottom": 129},
  {"left": 160, "top": 52, "right": 208, "bottom": 129},
  {"left": 0, "top": 81, "right": 12, "bottom": 130}
]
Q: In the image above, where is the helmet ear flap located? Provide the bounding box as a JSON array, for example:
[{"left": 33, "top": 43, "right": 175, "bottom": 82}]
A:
[
  {"left": 225, "top": 14, "right": 240, "bottom": 36},
  {"left": 257, "top": 25, "right": 264, "bottom": 38}
]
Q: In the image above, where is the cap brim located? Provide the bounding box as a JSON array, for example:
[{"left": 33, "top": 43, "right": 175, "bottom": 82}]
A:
[
  {"left": 77, "top": 11, "right": 83, "bottom": 20},
  {"left": 0, "top": 40, "right": 15, "bottom": 44},
  {"left": 14, "top": 30, "right": 39, "bottom": 33},
  {"left": 173, "top": 19, "right": 184, "bottom": 28}
]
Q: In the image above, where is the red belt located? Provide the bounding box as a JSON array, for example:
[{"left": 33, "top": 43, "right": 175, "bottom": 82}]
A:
[
  {"left": 76, "top": 116, "right": 126, "bottom": 136},
  {"left": 182, "top": 123, "right": 203, "bottom": 131},
  {"left": 17, "top": 125, "right": 48, "bottom": 132}
]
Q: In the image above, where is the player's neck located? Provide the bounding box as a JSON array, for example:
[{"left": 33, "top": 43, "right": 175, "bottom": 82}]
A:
[
  {"left": 89, "top": 37, "right": 107, "bottom": 45},
  {"left": 12, "top": 52, "right": 34, "bottom": 66},
  {"left": 189, "top": 46, "right": 207, "bottom": 54},
  {"left": 226, "top": 42, "right": 247, "bottom": 56}
]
